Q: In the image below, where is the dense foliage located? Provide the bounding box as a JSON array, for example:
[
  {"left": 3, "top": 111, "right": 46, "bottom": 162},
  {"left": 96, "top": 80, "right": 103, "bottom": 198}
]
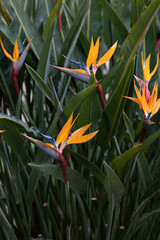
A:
[{"left": 0, "top": 0, "right": 160, "bottom": 239}]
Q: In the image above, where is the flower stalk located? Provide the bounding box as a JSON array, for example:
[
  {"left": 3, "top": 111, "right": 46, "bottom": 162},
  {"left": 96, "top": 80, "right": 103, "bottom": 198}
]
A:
[
  {"left": 58, "top": 153, "right": 67, "bottom": 183},
  {"left": 95, "top": 78, "right": 106, "bottom": 109}
]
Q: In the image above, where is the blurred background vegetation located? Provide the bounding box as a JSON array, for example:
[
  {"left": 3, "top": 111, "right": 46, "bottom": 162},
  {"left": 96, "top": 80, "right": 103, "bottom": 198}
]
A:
[{"left": 0, "top": 0, "right": 160, "bottom": 239}]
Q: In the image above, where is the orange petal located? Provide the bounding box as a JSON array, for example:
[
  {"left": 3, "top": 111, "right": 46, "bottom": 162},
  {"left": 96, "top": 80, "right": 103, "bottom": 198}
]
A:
[
  {"left": 124, "top": 96, "right": 140, "bottom": 105},
  {"left": 73, "top": 69, "right": 86, "bottom": 73},
  {"left": 13, "top": 40, "right": 19, "bottom": 61},
  {"left": 56, "top": 113, "right": 79, "bottom": 145},
  {"left": 152, "top": 98, "right": 160, "bottom": 115},
  {"left": 97, "top": 41, "right": 117, "bottom": 67},
  {"left": 56, "top": 113, "right": 73, "bottom": 145},
  {"left": 86, "top": 38, "right": 95, "bottom": 69},
  {"left": 141, "top": 85, "right": 149, "bottom": 114},
  {"left": 149, "top": 82, "right": 157, "bottom": 109},
  {"left": 0, "top": 130, "right": 5, "bottom": 133},
  {"left": 143, "top": 54, "right": 151, "bottom": 80},
  {"left": 92, "top": 37, "right": 100, "bottom": 67},
  {"left": 68, "top": 131, "right": 98, "bottom": 144},
  {"left": 69, "top": 123, "right": 92, "bottom": 140},
  {"left": 0, "top": 37, "right": 14, "bottom": 61},
  {"left": 150, "top": 52, "right": 159, "bottom": 79}
]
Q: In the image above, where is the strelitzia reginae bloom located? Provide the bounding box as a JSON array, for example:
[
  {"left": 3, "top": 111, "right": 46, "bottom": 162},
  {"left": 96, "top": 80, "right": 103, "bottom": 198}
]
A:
[
  {"left": 52, "top": 38, "right": 117, "bottom": 83},
  {"left": 22, "top": 113, "right": 98, "bottom": 183},
  {"left": 0, "top": 37, "right": 33, "bottom": 95},
  {"left": 134, "top": 53, "right": 159, "bottom": 103},
  {"left": 52, "top": 38, "right": 117, "bottom": 109},
  {"left": 125, "top": 80, "right": 160, "bottom": 120},
  {"left": 142, "top": 53, "right": 159, "bottom": 81}
]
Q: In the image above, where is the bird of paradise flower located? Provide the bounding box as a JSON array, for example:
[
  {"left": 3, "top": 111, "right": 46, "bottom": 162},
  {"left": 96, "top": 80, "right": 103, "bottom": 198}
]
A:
[
  {"left": 52, "top": 38, "right": 117, "bottom": 109},
  {"left": 21, "top": 113, "right": 98, "bottom": 183},
  {"left": 0, "top": 37, "right": 33, "bottom": 95}
]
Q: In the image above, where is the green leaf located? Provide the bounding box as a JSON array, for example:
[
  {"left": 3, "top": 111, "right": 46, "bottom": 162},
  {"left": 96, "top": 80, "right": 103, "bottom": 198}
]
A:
[
  {"left": 123, "top": 111, "right": 135, "bottom": 143},
  {"left": 103, "top": 161, "right": 124, "bottom": 204},
  {"left": 0, "top": 114, "right": 38, "bottom": 137},
  {"left": 99, "top": 0, "right": 160, "bottom": 151},
  {"left": 137, "top": 153, "right": 152, "bottom": 190},
  {"left": 103, "top": 161, "right": 124, "bottom": 240},
  {"left": 29, "top": 163, "right": 86, "bottom": 194},
  {"left": 141, "top": 179, "right": 160, "bottom": 201},
  {"left": 101, "top": 56, "right": 124, "bottom": 94},
  {"left": 35, "top": 19, "right": 56, "bottom": 126},
  {"left": 8, "top": 0, "right": 44, "bottom": 59},
  {"left": 131, "top": 0, "right": 146, "bottom": 27},
  {"left": 77, "top": 74, "right": 101, "bottom": 127},
  {"left": 116, "top": 0, "right": 160, "bottom": 82},
  {"left": 67, "top": 148, "right": 105, "bottom": 184},
  {"left": 125, "top": 209, "right": 160, "bottom": 240},
  {"left": 140, "top": 129, "right": 160, "bottom": 153},
  {"left": 100, "top": 0, "right": 128, "bottom": 43},
  {"left": 58, "top": 0, "right": 91, "bottom": 68},
  {"left": 63, "top": 1, "right": 90, "bottom": 56},
  {"left": 0, "top": 22, "right": 17, "bottom": 44},
  {"left": 112, "top": 144, "right": 141, "bottom": 173},
  {"left": 0, "top": 121, "right": 28, "bottom": 161},
  {"left": 89, "top": 0, "right": 102, "bottom": 39},
  {"left": 0, "top": 1, "right": 11, "bottom": 25},
  {"left": 42, "top": 0, "right": 62, "bottom": 41},
  {"left": 26, "top": 64, "right": 55, "bottom": 106},
  {"left": 123, "top": 178, "right": 160, "bottom": 239},
  {"left": 63, "top": 79, "right": 101, "bottom": 118},
  {"left": 0, "top": 208, "right": 17, "bottom": 240},
  {"left": 99, "top": 59, "right": 135, "bottom": 151},
  {"left": 37, "top": 20, "right": 55, "bottom": 79}
]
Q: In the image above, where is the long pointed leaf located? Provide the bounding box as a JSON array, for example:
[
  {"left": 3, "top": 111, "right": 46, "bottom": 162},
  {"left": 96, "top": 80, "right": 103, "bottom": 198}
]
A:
[
  {"left": 26, "top": 64, "right": 55, "bottom": 106},
  {"left": 29, "top": 163, "right": 86, "bottom": 194},
  {"left": 8, "top": 0, "right": 44, "bottom": 59},
  {"left": 63, "top": 80, "right": 101, "bottom": 118}
]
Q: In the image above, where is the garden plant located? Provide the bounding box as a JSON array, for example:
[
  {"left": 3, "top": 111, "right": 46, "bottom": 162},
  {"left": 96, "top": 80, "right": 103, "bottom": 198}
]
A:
[{"left": 0, "top": 0, "right": 160, "bottom": 239}]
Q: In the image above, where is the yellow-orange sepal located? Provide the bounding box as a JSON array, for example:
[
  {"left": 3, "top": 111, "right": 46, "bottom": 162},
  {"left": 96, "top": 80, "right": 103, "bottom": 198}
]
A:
[
  {"left": 141, "top": 53, "right": 159, "bottom": 81},
  {"left": 125, "top": 81, "right": 160, "bottom": 119},
  {"left": 97, "top": 41, "right": 117, "bottom": 67},
  {"left": 0, "top": 38, "right": 19, "bottom": 62},
  {"left": 68, "top": 123, "right": 98, "bottom": 144},
  {"left": 56, "top": 113, "right": 79, "bottom": 146}
]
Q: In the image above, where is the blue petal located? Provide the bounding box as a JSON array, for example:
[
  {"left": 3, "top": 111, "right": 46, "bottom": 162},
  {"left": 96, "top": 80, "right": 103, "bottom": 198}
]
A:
[
  {"left": 18, "top": 44, "right": 23, "bottom": 54},
  {"left": 39, "top": 132, "right": 57, "bottom": 147},
  {"left": 146, "top": 112, "right": 152, "bottom": 119},
  {"left": 64, "top": 55, "right": 87, "bottom": 71}
]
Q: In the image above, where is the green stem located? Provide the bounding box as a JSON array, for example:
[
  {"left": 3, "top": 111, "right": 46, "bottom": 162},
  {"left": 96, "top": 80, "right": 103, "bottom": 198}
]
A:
[
  {"left": 0, "top": 67, "right": 15, "bottom": 112},
  {"left": 95, "top": 77, "right": 106, "bottom": 109},
  {"left": 106, "top": 194, "right": 114, "bottom": 240},
  {"left": 65, "top": 181, "right": 71, "bottom": 240},
  {"left": 87, "top": 7, "right": 90, "bottom": 39},
  {"left": 18, "top": 0, "right": 28, "bottom": 37},
  {"left": 45, "top": 0, "right": 58, "bottom": 64}
]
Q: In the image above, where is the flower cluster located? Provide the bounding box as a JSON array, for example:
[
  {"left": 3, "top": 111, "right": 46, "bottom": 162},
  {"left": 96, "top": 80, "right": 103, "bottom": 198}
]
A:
[{"left": 1, "top": 36, "right": 160, "bottom": 184}]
